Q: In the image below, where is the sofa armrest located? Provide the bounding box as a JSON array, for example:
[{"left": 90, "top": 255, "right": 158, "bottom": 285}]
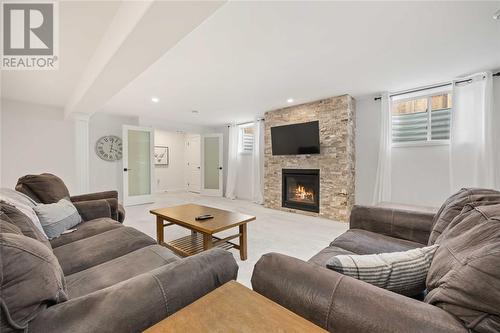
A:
[
  {"left": 251, "top": 253, "right": 466, "bottom": 333},
  {"left": 71, "top": 194, "right": 120, "bottom": 221},
  {"left": 70, "top": 190, "right": 118, "bottom": 202},
  {"left": 28, "top": 248, "right": 238, "bottom": 333},
  {"left": 72, "top": 200, "right": 111, "bottom": 221},
  {"left": 349, "top": 205, "right": 435, "bottom": 244}
]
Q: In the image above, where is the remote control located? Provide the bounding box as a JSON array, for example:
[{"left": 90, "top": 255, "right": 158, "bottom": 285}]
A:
[{"left": 195, "top": 214, "right": 214, "bottom": 221}]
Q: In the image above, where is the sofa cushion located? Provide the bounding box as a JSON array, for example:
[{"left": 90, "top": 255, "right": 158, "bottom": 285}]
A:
[
  {"left": 330, "top": 229, "right": 423, "bottom": 255},
  {"left": 0, "top": 233, "right": 68, "bottom": 332},
  {"left": 428, "top": 188, "right": 500, "bottom": 245},
  {"left": 0, "top": 218, "right": 23, "bottom": 235},
  {"left": 33, "top": 199, "right": 82, "bottom": 239},
  {"left": 16, "top": 173, "right": 71, "bottom": 204},
  {"left": 308, "top": 246, "right": 356, "bottom": 266},
  {"left": 49, "top": 218, "right": 122, "bottom": 248},
  {"left": 425, "top": 204, "right": 500, "bottom": 333},
  {"left": 327, "top": 245, "right": 438, "bottom": 297},
  {"left": 66, "top": 245, "right": 180, "bottom": 298},
  {"left": 0, "top": 201, "right": 51, "bottom": 249},
  {"left": 53, "top": 226, "right": 156, "bottom": 275},
  {"left": 26, "top": 249, "right": 238, "bottom": 333}
]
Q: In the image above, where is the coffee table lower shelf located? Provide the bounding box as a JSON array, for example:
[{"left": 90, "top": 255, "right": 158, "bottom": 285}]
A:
[{"left": 162, "top": 233, "right": 240, "bottom": 257}]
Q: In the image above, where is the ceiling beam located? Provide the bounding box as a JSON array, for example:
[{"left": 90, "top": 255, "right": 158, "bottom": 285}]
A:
[{"left": 64, "top": 0, "right": 225, "bottom": 117}]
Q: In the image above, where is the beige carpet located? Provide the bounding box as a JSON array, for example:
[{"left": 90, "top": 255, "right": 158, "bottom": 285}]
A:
[{"left": 124, "top": 191, "right": 348, "bottom": 287}]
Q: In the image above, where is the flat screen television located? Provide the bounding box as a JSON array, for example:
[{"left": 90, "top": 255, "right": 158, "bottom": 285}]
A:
[{"left": 271, "top": 121, "right": 320, "bottom": 155}]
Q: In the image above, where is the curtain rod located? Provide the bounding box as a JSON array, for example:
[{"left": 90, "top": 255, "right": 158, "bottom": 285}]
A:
[
  {"left": 227, "top": 118, "right": 264, "bottom": 127},
  {"left": 373, "top": 72, "right": 500, "bottom": 101}
]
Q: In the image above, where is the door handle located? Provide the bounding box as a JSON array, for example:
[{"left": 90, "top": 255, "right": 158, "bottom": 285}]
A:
[
  {"left": 124, "top": 168, "right": 132, "bottom": 171},
  {"left": 218, "top": 167, "right": 223, "bottom": 170},
  {"left": 197, "top": 166, "right": 200, "bottom": 169}
]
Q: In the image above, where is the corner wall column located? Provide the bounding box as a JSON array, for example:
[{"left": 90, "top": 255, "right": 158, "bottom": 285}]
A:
[{"left": 73, "top": 112, "right": 90, "bottom": 194}]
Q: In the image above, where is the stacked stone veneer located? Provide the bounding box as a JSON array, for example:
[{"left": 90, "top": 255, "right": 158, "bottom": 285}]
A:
[{"left": 264, "top": 95, "right": 356, "bottom": 222}]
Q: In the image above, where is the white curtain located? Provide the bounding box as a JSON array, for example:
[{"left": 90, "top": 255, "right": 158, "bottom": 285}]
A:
[
  {"left": 252, "top": 119, "right": 264, "bottom": 204},
  {"left": 373, "top": 92, "right": 392, "bottom": 204},
  {"left": 225, "top": 124, "right": 239, "bottom": 199},
  {"left": 450, "top": 72, "right": 496, "bottom": 192}
]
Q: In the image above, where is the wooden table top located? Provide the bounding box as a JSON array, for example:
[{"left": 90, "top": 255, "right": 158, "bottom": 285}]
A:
[
  {"left": 143, "top": 281, "right": 327, "bottom": 333},
  {"left": 150, "top": 204, "right": 256, "bottom": 234}
]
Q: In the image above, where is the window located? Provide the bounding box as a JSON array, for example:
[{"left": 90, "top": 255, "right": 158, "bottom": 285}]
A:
[
  {"left": 391, "top": 90, "right": 452, "bottom": 145},
  {"left": 239, "top": 124, "right": 254, "bottom": 153}
]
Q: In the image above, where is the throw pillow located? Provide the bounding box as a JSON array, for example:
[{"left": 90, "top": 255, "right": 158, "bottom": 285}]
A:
[
  {"left": 0, "top": 188, "right": 47, "bottom": 238},
  {"left": 0, "top": 202, "right": 51, "bottom": 249},
  {"left": 326, "top": 245, "right": 438, "bottom": 296},
  {"left": 33, "top": 198, "right": 82, "bottom": 239},
  {"left": 0, "top": 233, "right": 68, "bottom": 331}
]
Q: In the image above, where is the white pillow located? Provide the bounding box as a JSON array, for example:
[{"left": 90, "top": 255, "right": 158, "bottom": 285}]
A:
[
  {"left": 33, "top": 199, "right": 82, "bottom": 239},
  {"left": 0, "top": 188, "right": 48, "bottom": 239}
]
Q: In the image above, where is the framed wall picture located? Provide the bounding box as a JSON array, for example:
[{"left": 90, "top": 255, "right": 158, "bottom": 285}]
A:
[{"left": 154, "top": 146, "right": 169, "bottom": 165}]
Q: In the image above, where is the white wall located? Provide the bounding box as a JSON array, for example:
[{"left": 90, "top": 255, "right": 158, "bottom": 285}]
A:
[
  {"left": 356, "top": 97, "right": 452, "bottom": 207},
  {"left": 154, "top": 129, "right": 186, "bottom": 192},
  {"left": 0, "top": 103, "right": 141, "bottom": 198},
  {"left": 1, "top": 99, "right": 77, "bottom": 191},
  {"left": 89, "top": 112, "right": 138, "bottom": 200},
  {"left": 355, "top": 78, "right": 500, "bottom": 207},
  {"left": 391, "top": 145, "right": 451, "bottom": 206}
]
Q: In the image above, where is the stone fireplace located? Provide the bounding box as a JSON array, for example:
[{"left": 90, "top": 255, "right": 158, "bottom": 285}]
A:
[
  {"left": 282, "top": 169, "right": 320, "bottom": 213},
  {"left": 264, "top": 95, "right": 355, "bottom": 222}
]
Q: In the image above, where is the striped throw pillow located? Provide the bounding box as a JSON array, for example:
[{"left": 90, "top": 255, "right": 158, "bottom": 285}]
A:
[{"left": 326, "top": 245, "right": 438, "bottom": 295}]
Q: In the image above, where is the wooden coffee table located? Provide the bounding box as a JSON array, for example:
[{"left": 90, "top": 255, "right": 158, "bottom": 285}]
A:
[
  {"left": 150, "top": 204, "right": 255, "bottom": 260},
  {"left": 143, "top": 281, "right": 327, "bottom": 332}
]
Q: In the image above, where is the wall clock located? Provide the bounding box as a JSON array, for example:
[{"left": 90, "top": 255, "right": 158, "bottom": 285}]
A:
[{"left": 95, "top": 135, "right": 122, "bottom": 161}]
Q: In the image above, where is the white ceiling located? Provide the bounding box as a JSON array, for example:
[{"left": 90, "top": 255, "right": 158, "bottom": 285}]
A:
[
  {"left": 2, "top": 1, "right": 499, "bottom": 127},
  {"left": 102, "top": 1, "right": 500, "bottom": 126},
  {"left": 1, "top": 1, "right": 121, "bottom": 107}
]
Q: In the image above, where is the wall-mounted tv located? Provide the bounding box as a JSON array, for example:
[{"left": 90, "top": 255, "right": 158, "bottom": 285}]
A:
[{"left": 271, "top": 121, "right": 320, "bottom": 155}]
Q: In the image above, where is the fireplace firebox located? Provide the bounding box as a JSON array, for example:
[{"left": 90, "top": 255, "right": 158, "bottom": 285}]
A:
[{"left": 282, "top": 169, "right": 320, "bottom": 213}]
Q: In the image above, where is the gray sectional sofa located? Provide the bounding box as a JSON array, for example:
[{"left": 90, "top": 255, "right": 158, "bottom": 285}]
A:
[
  {"left": 16, "top": 173, "right": 126, "bottom": 223},
  {"left": 252, "top": 188, "right": 500, "bottom": 333},
  {"left": 1, "top": 188, "right": 238, "bottom": 332}
]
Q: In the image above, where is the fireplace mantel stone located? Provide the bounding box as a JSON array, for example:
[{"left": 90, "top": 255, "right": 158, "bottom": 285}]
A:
[{"left": 263, "top": 95, "right": 356, "bottom": 222}]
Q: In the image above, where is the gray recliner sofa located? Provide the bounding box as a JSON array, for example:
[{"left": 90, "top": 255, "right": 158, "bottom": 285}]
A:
[
  {"left": 16, "top": 173, "right": 126, "bottom": 223},
  {"left": 1, "top": 192, "right": 238, "bottom": 332},
  {"left": 252, "top": 188, "right": 500, "bottom": 333}
]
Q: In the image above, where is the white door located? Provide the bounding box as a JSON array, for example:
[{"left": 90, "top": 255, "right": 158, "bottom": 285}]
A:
[
  {"left": 122, "top": 125, "right": 155, "bottom": 206},
  {"left": 201, "top": 133, "right": 223, "bottom": 196},
  {"left": 185, "top": 134, "right": 201, "bottom": 193}
]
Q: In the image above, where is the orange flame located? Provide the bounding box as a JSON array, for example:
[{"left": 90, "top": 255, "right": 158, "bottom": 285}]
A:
[{"left": 293, "top": 185, "right": 315, "bottom": 202}]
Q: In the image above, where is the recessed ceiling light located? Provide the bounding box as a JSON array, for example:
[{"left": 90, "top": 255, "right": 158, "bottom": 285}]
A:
[
  {"left": 287, "top": 98, "right": 294, "bottom": 103},
  {"left": 151, "top": 97, "right": 159, "bottom": 103}
]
